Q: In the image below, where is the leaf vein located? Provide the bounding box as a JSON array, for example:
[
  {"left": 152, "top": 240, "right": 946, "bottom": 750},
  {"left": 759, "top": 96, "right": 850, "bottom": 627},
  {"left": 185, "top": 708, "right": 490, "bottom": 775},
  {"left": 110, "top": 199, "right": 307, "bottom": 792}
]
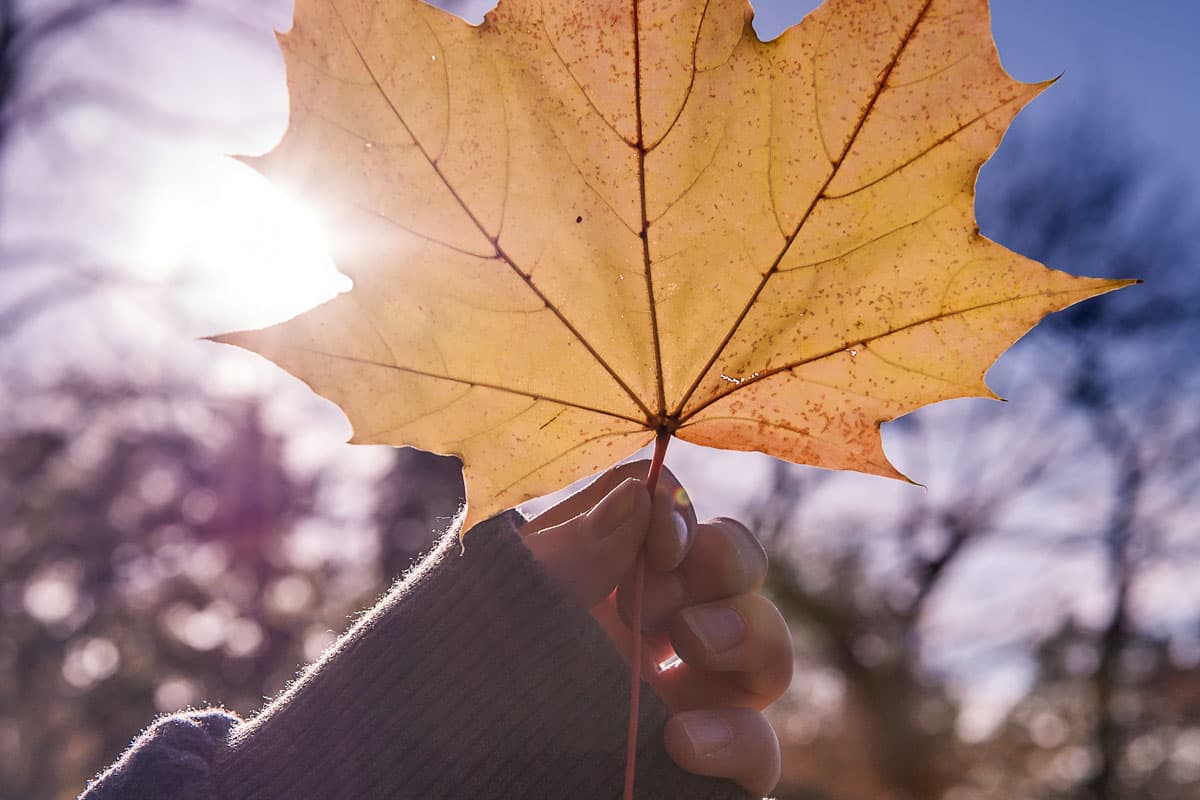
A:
[
  {"left": 446, "top": 398, "right": 541, "bottom": 450},
  {"left": 780, "top": 201, "right": 951, "bottom": 273},
  {"left": 285, "top": 346, "right": 647, "bottom": 426},
  {"left": 680, "top": 285, "right": 1085, "bottom": 421},
  {"left": 632, "top": 0, "right": 667, "bottom": 415},
  {"left": 351, "top": 204, "right": 496, "bottom": 258},
  {"left": 766, "top": 75, "right": 789, "bottom": 239},
  {"left": 648, "top": 119, "right": 730, "bottom": 225},
  {"left": 672, "top": 0, "right": 938, "bottom": 417},
  {"left": 356, "top": 385, "right": 474, "bottom": 441},
  {"left": 493, "top": 429, "right": 650, "bottom": 498},
  {"left": 544, "top": 123, "right": 638, "bottom": 235},
  {"left": 538, "top": 7, "right": 638, "bottom": 148},
  {"left": 677, "top": 414, "right": 893, "bottom": 473},
  {"left": 328, "top": 1, "right": 653, "bottom": 421},
  {"left": 821, "top": 95, "right": 1024, "bottom": 202},
  {"left": 644, "top": 0, "right": 711, "bottom": 153},
  {"left": 887, "top": 51, "right": 972, "bottom": 90}
]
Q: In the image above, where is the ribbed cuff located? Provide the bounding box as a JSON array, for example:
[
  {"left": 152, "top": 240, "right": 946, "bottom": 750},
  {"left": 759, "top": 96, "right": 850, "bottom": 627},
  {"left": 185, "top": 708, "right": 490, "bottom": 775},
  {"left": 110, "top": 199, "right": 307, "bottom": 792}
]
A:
[{"left": 213, "top": 511, "right": 749, "bottom": 800}]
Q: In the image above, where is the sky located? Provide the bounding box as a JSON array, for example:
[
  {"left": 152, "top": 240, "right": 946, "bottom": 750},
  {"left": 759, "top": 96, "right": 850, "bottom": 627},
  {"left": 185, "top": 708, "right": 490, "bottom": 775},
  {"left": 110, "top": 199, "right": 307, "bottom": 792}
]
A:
[{"left": 985, "top": 0, "right": 1200, "bottom": 183}]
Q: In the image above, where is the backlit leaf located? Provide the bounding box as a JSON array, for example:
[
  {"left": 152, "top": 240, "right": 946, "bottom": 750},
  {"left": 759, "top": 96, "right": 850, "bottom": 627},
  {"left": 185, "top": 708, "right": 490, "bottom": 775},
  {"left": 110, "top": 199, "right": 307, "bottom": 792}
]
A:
[{"left": 215, "top": 0, "right": 1132, "bottom": 528}]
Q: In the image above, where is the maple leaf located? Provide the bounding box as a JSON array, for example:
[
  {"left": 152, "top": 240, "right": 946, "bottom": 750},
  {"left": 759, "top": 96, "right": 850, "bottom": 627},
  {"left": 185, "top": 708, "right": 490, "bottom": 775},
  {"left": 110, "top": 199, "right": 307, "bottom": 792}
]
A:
[{"left": 215, "top": 0, "right": 1131, "bottom": 529}]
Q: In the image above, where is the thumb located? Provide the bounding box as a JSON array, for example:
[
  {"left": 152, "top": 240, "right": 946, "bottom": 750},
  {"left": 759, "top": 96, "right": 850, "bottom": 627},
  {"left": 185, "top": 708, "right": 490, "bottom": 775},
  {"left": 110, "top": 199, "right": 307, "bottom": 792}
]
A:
[{"left": 523, "top": 477, "right": 651, "bottom": 608}]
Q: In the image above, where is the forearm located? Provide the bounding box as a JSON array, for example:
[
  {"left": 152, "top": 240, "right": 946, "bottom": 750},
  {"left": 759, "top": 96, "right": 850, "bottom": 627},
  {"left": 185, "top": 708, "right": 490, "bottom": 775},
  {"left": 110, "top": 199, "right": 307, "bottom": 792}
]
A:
[{"left": 83, "top": 512, "right": 749, "bottom": 799}]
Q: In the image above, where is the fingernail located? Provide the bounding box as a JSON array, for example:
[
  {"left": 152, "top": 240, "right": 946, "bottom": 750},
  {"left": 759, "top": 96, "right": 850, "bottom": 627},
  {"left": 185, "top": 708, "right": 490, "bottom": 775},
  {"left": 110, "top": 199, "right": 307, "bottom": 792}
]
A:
[
  {"left": 679, "top": 712, "right": 733, "bottom": 757},
  {"left": 682, "top": 606, "right": 746, "bottom": 654},
  {"left": 671, "top": 510, "right": 689, "bottom": 553},
  {"left": 731, "top": 525, "right": 768, "bottom": 588},
  {"left": 593, "top": 477, "right": 642, "bottom": 539}
]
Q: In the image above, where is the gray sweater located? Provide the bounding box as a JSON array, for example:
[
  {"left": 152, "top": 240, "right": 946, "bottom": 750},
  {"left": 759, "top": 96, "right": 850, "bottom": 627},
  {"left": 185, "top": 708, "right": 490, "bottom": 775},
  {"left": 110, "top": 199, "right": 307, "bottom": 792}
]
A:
[{"left": 79, "top": 511, "right": 750, "bottom": 799}]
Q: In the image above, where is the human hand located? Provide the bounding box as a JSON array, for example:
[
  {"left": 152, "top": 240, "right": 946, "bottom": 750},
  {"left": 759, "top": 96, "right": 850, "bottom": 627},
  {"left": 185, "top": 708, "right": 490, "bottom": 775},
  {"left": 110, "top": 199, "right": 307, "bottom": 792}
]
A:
[{"left": 520, "top": 462, "right": 792, "bottom": 797}]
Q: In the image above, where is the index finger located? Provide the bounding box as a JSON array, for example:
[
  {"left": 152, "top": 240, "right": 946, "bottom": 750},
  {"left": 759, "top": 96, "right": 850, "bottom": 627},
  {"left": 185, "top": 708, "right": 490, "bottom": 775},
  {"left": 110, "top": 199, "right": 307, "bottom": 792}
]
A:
[{"left": 521, "top": 460, "right": 697, "bottom": 571}]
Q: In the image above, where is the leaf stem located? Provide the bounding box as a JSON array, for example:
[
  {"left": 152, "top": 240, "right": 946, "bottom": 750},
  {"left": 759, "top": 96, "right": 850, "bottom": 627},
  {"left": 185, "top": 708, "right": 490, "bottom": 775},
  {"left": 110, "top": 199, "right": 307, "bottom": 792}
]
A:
[{"left": 624, "top": 429, "right": 671, "bottom": 800}]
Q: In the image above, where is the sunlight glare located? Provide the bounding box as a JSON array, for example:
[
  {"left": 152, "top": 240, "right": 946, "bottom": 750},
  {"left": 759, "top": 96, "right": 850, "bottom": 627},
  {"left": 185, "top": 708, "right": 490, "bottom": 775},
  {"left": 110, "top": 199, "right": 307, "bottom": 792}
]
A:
[{"left": 136, "top": 153, "right": 351, "bottom": 331}]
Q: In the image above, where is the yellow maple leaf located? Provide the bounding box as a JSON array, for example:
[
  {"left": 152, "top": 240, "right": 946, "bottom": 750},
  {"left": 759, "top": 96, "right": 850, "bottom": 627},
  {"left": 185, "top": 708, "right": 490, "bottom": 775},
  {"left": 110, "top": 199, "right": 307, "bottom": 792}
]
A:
[{"left": 216, "top": 0, "right": 1131, "bottom": 529}]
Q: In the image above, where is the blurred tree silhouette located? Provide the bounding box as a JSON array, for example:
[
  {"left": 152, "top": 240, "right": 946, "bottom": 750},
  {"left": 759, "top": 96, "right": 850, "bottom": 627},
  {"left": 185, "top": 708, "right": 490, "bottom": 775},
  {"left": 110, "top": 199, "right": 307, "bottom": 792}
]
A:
[
  {"left": 0, "top": 2, "right": 462, "bottom": 796},
  {"left": 754, "top": 122, "right": 1200, "bottom": 800},
  {"left": 0, "top": 378, "right": 321, "bottom": 798},
  {"left": 0, "top": 377, "right": 461, "bottom": 800}
]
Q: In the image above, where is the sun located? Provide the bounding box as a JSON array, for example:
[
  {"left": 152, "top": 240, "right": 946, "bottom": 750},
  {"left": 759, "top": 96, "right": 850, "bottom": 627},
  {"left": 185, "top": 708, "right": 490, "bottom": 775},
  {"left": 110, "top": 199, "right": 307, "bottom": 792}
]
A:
[{"left": 136, "top": 152, "right": 352, "bottom": 332}]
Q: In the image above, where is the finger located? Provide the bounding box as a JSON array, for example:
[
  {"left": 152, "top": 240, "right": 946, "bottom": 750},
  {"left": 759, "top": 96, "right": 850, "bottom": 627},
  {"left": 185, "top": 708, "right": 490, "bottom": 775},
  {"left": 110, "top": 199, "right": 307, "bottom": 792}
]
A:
[
  {"left": 520, "top": 461, "right": 647, "bottom": 534},
  {"left": 664, "top": 708, "right": 781, "bottom": 798},
  {"left": 525, "top": 462, "right": 696, "bottom": 563},
  {"left": 679, "top": 518, "right": 768, "bottom": 598},
  {"left": 668, "top": 593, "right": 793, "bottom": 707},
  {"left": 619, "top": 517, "right": 767, "bottom": 632},
  {"left": 522, "top": 460, "right": 696, "bottom": 572},
  {"left": 522, "top": 477, "right": 651, "bottom": 608},
  {"left": 644, "top": 471, "right": 696, "bottom": 572}
]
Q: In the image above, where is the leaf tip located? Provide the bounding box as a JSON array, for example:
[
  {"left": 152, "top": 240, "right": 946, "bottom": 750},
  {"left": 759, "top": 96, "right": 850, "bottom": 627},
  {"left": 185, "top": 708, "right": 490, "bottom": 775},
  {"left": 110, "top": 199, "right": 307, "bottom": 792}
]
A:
[
  {"left": 877, "top": 450, "right": 924, "bottom": 490},
  {"left": 980, "top": 382, "right": 1006, "bottom": 403},
  {"left": 893, "top": 466, "right": 927, "bottom": 493},
  {"left": 231, "top": 153, "right": 268, "bottom": 175},
  {"left": 1096, "top": 276, "right": 1142, "bottom": 296},
  {"left": 1033, "top": 75, "right": 1059, "bottom": 102},
  {"left": 204, "top": 331, "right": 251, "bottom": 350}
]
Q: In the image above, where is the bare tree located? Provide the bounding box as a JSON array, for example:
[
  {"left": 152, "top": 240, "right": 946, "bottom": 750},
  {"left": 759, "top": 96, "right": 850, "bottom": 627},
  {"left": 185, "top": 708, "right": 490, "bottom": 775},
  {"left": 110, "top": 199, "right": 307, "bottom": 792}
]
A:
[{"left": 754, "top": 120, "right": 1200, "bottom": 800}]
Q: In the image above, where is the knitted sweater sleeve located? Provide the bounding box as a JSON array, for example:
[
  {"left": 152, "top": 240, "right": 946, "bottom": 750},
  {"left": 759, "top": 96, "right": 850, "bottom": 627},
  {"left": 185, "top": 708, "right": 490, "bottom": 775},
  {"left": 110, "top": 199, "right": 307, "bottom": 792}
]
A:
[{"left": 80, "top": 511, "right": 752, "bottom": 800}]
